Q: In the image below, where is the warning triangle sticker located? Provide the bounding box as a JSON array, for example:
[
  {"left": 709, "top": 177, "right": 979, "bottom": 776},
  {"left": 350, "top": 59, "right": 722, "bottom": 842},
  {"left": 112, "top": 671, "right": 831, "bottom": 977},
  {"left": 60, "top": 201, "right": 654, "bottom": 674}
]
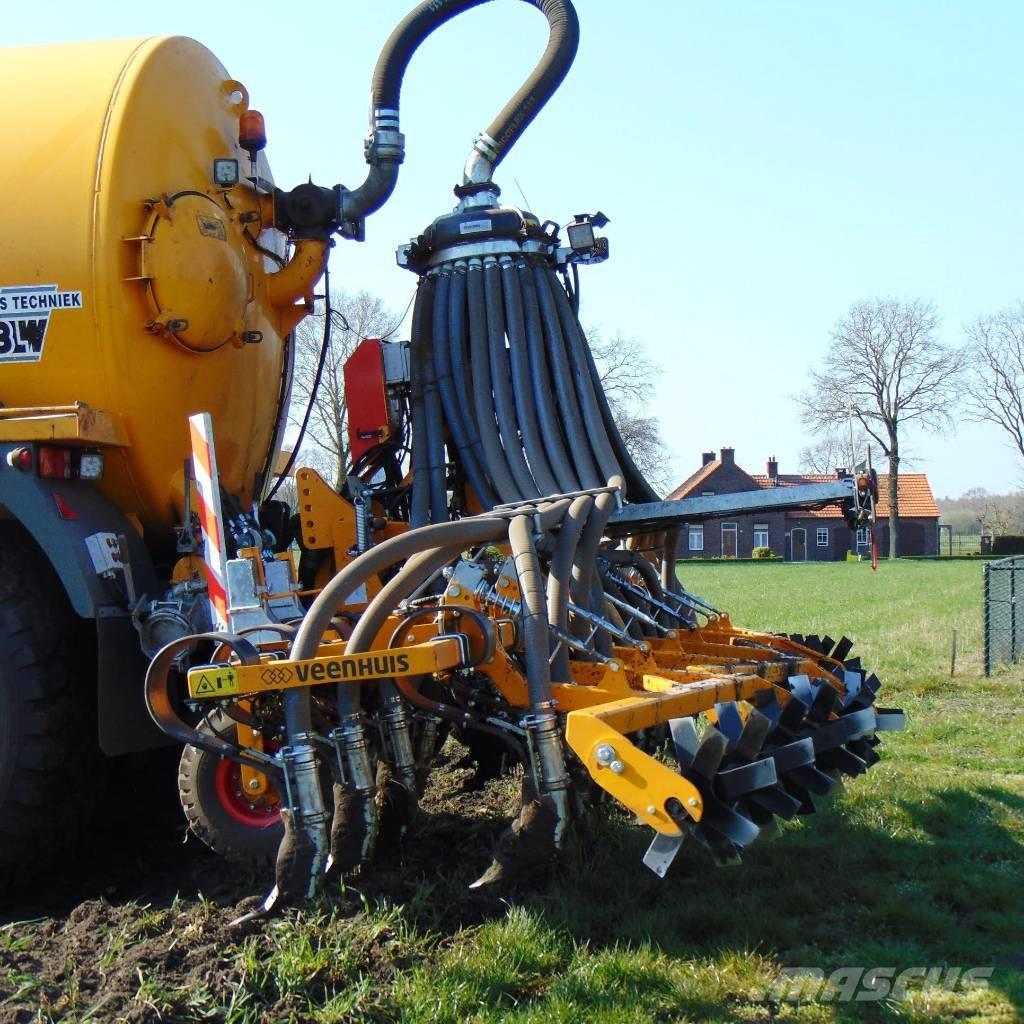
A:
[{"left": 194, "top": 674, "right": 216, "bottom": 695}]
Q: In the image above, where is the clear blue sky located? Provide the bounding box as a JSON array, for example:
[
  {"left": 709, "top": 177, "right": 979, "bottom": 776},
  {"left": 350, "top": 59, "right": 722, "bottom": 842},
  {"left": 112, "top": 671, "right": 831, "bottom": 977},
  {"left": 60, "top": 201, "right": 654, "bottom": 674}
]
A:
[{"left": 8, "top": 0, "right": 1023, "bottom": 498}]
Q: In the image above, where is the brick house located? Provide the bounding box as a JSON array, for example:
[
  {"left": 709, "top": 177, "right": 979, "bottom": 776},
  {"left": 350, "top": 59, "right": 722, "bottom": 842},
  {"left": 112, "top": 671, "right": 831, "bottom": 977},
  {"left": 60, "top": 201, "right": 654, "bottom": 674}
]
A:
[{"left": 667, "top": 448, "right": 940, "bottom": 560}]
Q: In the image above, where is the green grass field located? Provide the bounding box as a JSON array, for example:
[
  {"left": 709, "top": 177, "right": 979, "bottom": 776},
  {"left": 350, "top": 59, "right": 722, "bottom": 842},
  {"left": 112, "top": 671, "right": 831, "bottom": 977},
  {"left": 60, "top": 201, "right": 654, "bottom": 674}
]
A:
[{"left": 4, "top": 561, "right": 1022, "bottom": 1023}]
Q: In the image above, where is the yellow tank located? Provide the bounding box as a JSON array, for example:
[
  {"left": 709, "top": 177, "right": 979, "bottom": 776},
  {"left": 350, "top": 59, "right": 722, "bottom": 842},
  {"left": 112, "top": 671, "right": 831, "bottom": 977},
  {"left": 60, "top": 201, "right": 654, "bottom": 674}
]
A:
[{"left": 0, "top": 36, "right": 321, "bottom": 537}]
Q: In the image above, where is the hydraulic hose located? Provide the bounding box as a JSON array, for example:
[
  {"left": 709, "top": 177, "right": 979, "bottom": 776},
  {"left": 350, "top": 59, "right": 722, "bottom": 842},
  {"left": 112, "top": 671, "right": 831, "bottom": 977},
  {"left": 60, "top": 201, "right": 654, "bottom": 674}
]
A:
[
  {"left": 409, "top": 276, "right": 435, "bottom": 527},
  {"left": 581, "top": 335, "right": 661, "bottom": 504},
  {"left": 424, "top": 273, "right": 450, "bottom": 522},
  {"left": 509, "top": 514, "right": 555, "bottom": 711},
  {"left": 484, "top": 258, "right": 540, "bottom": 498},
  {"left": 467, "top": 259, "right": 519, "bottom": 503},
  {"left": 435, "top": 265, "right": 495, "bottom": 509},
  {"left": 520, "top": 265, "right": 579, "bottom": 492},
  {"left": 532, "top": 265, "right": 600, "bottom": 488},
  {"left": 344, "top": 0, "right": 579, "bottom": 223},
  {"left": 548, "top": 270, "right": 622, "bottom": 484},
  {"left": 569, "top": 478, "right": 621, "bottom": 643},
  {"left": 502, "top": 259, "right": 561, "bottom": 495},
  {"left": 546, "top": 494, "right": 592, "bottom": 680},
  {"left": 466, "top": 0, "right": 580, "bottom": 183}
]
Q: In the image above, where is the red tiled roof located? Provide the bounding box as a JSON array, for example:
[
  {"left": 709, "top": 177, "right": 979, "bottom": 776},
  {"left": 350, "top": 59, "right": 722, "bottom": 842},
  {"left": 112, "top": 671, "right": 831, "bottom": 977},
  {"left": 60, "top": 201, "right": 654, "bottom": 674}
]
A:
[
  {"left": 666, "top": 460, "right": 719, "bottom": 500},
  {"left": 747, "top": 473, "right": 939, "bottom": 520}
]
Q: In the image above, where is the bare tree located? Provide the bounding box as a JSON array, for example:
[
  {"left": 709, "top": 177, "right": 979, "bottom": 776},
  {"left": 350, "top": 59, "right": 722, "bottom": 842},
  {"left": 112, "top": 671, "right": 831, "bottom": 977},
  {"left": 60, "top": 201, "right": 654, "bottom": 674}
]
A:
[
  {"left": 799, "top": 298, "right": 964, "bottom": 558},
  {"left": 290, "top": 289, "right": 402, "bottom": 489},
  {"left": 586, "top": 328, "right": 672, "bottom": 491},
  {"left": 963, "top": 302, "right": 1024, "bottom": 466},
  {"left": 798, "top": 427, "right": 872, "bottom": 475}
]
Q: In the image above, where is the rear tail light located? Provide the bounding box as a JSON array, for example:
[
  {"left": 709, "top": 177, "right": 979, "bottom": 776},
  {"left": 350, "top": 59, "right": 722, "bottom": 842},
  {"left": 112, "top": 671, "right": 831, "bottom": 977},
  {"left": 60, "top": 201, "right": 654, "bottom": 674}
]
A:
[
  {"left": 38, "top": 446, "right": 72, "bottom": 479},
  {"left": 18, "top": 446, "right": 105, "bottom": 481}
]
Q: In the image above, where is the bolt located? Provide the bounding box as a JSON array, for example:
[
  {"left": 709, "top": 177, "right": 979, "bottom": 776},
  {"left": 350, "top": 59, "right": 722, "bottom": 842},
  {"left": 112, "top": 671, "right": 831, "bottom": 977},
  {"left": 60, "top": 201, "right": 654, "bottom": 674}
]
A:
[
  {"left": 595, "top": 744, "right": 616, "bottom": 765},
  {"left": 610, "top": 760, "right": 625, "bottom": 775},
  {"left": 667, "top": 630, "right": 678, "bottom": 639},
  {"left": 688, "top": 797, "right": 698, "bottom": 808},
  {"left": 608, "top": 661, "right": 620, "bottom": 672},
  {"left": 449, "top": 584, "right": 462, "bottom": 597},
  {"left": 247, "top": 778, "right": 260, "bottom": 791},
  {"left": 647, "top": 805, "right": 657, "bottom": 815},
  {"left": 407, "top": 633, "right": 415, "bottom": 642}
]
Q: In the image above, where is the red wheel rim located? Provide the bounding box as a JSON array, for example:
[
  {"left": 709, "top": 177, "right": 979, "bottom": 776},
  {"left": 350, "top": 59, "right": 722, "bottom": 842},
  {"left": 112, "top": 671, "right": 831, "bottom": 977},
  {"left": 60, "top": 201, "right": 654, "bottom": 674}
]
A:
[{"left": 214, "top": 759, "right": 282, "bottom": 829}]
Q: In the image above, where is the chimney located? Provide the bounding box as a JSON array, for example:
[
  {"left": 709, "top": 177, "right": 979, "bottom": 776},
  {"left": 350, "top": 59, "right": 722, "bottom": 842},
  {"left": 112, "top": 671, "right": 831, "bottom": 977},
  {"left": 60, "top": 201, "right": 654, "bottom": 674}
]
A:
[
  {"left": 720, "top": 447, "right": 734, "bottom": 467},
  {"left": 835, "top": 466, "right": 847, "bottom": 479},
  {"left": 767, "top": 456, "right": 778, "bottom": 481},
  {"left": 701, "top": 451, "right": 715, "bottom": 466}
]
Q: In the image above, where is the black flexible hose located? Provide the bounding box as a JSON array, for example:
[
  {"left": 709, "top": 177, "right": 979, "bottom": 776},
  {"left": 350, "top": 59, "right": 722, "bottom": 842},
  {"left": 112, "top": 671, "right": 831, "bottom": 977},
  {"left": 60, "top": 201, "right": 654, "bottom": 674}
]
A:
[
  {"left": 467, "top": 260, "right": 519, "bottom": 503},
  {"left": 508, "top": 514, "right": 555, "bottom": 710},
  {"left": 424, "top": 272, "right": 450, "bottom": 522},
  {"left": 520, "top": 264, "right": 579, "bottom": 492},
  {"left": 502, "top": 259, "right": 560, "bottom": 495},
  {"left": 546, "top": 493, "right": 592, "bottom": 679},
  {"left": 532, "top": 265, "right": 599, "bottom": 488},
  {"left": 434, "top": 264, "right": 496, "bottom": 509},
  {"left": 579, "top": 326, "right": 661, "bottom": 504},
  {"left": 569, "top": 478, "right": 621, "bottom": 643},
  {"left": 409, "top": 276, "right": 435, "bottom": 527},
  {"left": 484, "top": 259, "right": 540, "bottom": 498},
  {"left": 548, "top": 267, "right": 622, "bottom": 484},
  {"left": 480, "top": 0, "right": 580, "bottom": 174}
]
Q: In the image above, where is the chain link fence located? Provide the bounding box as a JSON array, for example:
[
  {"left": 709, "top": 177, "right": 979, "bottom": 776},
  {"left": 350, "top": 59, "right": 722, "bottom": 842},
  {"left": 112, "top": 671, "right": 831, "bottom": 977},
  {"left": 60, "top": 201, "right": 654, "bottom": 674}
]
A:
[{"left": 984, "top": 555, "right": 1024, "bottom": 675}]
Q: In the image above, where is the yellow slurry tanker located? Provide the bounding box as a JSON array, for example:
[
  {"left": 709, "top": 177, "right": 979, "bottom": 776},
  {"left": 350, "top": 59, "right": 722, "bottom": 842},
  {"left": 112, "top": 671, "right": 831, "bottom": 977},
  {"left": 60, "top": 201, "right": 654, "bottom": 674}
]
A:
[{"left": 0, "top": 0, "right": 901, "bottom": 908}]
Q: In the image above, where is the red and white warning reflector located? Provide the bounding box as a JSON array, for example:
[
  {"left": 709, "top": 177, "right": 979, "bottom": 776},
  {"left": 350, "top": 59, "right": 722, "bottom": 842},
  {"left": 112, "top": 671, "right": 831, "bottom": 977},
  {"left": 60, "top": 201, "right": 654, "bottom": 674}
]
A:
[{"left": 188, "top": 413, "right": 230, "bottom": 631}]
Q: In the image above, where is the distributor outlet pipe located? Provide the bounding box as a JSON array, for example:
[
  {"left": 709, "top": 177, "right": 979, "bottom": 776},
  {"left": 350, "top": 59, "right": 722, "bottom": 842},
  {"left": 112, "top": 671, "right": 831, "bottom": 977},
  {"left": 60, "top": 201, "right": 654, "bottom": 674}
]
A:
[{"left": 341, "top": 0, "right": 579, "bottom": 228}]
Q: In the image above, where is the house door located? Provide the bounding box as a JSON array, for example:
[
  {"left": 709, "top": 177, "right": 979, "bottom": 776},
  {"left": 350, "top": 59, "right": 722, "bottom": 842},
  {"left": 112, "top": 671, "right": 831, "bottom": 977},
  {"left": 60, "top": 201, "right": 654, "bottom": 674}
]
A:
[
  {"left": 791, "top": 528, "right": 806, "bottom": 561},
  {"left": 722, "top": 523, "right": 738, "bottom": 558}
]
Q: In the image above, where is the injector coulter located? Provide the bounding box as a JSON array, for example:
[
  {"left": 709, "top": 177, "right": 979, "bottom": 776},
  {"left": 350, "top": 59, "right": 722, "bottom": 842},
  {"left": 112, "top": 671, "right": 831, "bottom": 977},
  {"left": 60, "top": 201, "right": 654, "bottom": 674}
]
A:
[{"left": 0, "top": 0, "right": 902, "bottom": 908}]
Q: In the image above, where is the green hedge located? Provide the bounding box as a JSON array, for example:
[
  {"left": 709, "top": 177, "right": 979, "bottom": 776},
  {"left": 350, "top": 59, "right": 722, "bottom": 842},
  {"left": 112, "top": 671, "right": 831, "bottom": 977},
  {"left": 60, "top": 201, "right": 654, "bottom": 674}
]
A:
[{"left": 992, "top": 535, "right": 1024, "bottom": 556}]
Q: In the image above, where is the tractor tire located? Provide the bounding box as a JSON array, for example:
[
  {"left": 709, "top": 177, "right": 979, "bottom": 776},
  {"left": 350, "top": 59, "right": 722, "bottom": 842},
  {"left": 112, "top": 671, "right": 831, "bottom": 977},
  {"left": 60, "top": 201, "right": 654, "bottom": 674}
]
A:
[
  {"left": 178, "top": 712, "right": 284, "bottom": 868},
  {"left": 0, "top": 528, "right": 98, "bottom": 898}
]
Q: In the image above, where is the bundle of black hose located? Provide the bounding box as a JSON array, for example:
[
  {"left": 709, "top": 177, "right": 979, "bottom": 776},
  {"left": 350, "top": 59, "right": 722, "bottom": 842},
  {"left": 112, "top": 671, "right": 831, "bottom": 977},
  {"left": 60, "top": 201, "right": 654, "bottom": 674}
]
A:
[
  {"left": 532, "top": 264, "right": 600, "bottom": 488},
  {"left": 467, "top": 261, "right": 519, "bottom": 504},
  {"left": 483, "top": 0, "right": 580, "bottom": 170},
  {"left": 409, "top": 275, "right": 435, "bottom": 527},
  {"left": 434, "top": 265, "right": 496, "bottom": 509},
  {"left": 447, "top": 265, "right": 497, "bottom": 505},
  {"left": 579, "top": 326, "right": 662, "bottom": 505},
  {"left": 548, "top": 269, "right": 622, "bottom": 484},
  {"left": 423, "top": 273, "right": 450, "bottom": 523},
  {"left": 502, "top": 259, "right": 561, "bottom": 495},
  {"left": 520, "top": 268, "right": 579, "bottom": 492},
  {"left": 484, "top": 259, "right": 541, "bottom": 498}
]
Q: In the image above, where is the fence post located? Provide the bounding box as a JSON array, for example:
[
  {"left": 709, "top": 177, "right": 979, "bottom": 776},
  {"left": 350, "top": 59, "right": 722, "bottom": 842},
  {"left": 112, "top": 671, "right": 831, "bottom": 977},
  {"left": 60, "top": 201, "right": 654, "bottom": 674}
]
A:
[
  {"left": 1012, "top": 559, "right": 1019, "bottom": 664},
  {"left": 984, "top": 561, "right": 991, "bottom": 677}
]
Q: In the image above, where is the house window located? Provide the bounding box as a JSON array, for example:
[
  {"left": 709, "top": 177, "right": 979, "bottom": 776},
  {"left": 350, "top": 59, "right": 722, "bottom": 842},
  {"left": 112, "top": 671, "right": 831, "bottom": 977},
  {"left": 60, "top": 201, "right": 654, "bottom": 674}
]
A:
[
  {"left": 700, "top": 490, "right": 715, "bottom": 497},
  {"left": 688, "top": 525, "right": 704, "bottom": 551},
  {"left": 753, "top": 523, "right": 769, "bottom": 549},
  {"left": 816, "top": 527, "right": 829, "bottom": 547},
  {"left": 856, "top": 527, "right": 869, "bottom": 548}
]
